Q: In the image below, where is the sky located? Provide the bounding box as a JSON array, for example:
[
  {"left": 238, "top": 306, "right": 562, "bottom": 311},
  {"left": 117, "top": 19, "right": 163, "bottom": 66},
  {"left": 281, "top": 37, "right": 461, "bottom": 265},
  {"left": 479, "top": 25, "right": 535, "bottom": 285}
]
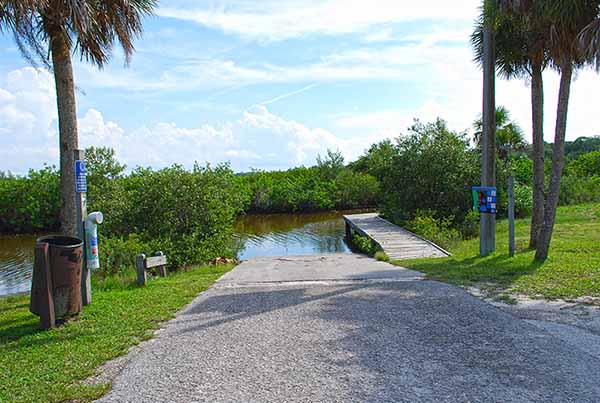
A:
[{"left": 1, "top": 0, "right": 599, "bottom": 174}]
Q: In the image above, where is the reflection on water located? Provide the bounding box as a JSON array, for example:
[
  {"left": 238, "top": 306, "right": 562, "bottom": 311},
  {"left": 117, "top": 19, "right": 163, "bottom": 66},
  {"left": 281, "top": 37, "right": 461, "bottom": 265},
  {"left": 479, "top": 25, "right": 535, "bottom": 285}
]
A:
[
  {"left": 234, "top": 211, "right": 353, "bottom": 260},
  {"left": 0, "top": 234, "right": 36, "bottom": 296},
  {"left": 0, "top": 211, "right": 362, "bottom": 296}
]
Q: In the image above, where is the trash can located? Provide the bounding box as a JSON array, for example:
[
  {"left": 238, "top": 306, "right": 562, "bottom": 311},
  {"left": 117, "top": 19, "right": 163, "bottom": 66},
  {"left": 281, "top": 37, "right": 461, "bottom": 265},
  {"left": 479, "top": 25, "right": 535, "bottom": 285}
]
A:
[{"left": 30, "top": 235, "right": 84, "bottom": 322}]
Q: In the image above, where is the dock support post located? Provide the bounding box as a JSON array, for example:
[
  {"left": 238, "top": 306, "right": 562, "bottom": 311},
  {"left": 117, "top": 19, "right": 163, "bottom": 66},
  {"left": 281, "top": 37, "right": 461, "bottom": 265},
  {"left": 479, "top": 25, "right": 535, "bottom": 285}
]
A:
[{"left": 345, "top": 220, "right": 352, "bottom": 242}]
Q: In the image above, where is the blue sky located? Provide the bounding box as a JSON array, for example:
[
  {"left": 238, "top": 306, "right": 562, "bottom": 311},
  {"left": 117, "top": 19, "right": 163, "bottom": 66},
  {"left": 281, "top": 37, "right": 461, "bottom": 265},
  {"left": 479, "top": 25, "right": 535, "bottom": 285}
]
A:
[{"left": 1, "top": 0, "right": 599, "bottom": 174}]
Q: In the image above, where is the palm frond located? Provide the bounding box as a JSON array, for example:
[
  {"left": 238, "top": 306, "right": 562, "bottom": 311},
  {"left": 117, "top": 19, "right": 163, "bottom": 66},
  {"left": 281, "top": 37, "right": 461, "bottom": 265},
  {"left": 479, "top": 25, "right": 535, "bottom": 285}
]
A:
[{"left": 578, "top": 19, "right": 600, "bottom": 71}]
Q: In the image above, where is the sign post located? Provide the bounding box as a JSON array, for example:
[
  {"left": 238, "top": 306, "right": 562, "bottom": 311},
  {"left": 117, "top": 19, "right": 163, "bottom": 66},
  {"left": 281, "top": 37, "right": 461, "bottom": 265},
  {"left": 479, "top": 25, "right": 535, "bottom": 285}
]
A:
[
  {"left": 74, "top": 150, "right": 91, "bottom": 305},
  {"left": 508, "top": 175, "right": 515, "bottom": 257}
]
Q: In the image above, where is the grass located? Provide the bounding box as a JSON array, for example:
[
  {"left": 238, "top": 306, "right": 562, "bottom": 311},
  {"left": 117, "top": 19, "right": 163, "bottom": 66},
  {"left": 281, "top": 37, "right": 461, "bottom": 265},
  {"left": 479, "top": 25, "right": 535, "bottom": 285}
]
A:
[
  {"left": 391, "top": 203, "right": 600, "bottom": 300},
  {"left": 0, "top": 264, "right": 234, "bottom": 403},
  {"left": 374, "top": 251, "right": 390, "bottom": 262}
]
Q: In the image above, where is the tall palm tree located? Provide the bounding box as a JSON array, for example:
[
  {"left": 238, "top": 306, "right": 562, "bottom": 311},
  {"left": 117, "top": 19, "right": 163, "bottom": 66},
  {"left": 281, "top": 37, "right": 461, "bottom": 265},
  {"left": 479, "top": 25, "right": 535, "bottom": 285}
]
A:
[
  {"left": 473, "top": 106, "right": 527, "bottom": 160},
  {"left": 578, "top": 10, "right": 600, "bottom": 69},
  {"left": 472, "top": 0, "right": 550, "bottom": 248},
  {"left": 0, "top": 0, "right": 156, "bottom": 237},
  {"left": 535, "top": 0, "right": 600, "bottom": 260}
]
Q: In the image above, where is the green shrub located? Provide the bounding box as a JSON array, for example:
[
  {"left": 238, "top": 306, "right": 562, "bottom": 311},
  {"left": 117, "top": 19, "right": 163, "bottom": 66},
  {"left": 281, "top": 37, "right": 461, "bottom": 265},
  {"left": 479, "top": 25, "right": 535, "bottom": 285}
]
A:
[
  {"left": 106, "top": 163, "right": 246, "bottom": 270},
  {"left": 99, "top": 234, "right": 149, "bottom": 275},
  {"left": 559, "top": 175, "right": 600, "bottom": 205},
  {"left": 333, "top": 170, "right": 379, "bottom": 209},
  {"left": 351, "top": 234, "right": 381, "bottom": 256},
  {"left": 0, "top": 166, "right": 60, "bottom": 233},
  {"left": 570, "top": 150, "right": 600, "bottom": 177},
  {"left": 240, "top": 162, "right": 379, "bottom": 213},
  {"left": 374, "top": 251, "right": 390, "bottom": 262},
  {"left": 377, "top": 119, "right": 479, "bottom": 226},
  {"left": 514, "top": 184, "right": 533, "bottom": 217},
  {"left": 406, "top": 210, "right": 461, "bottom": 250},
  {"left": 512, "top": 157, "right": 533, "bottom": 186},
  {"left": 459, "top": 210, "right": 480, "bottom": 239}
]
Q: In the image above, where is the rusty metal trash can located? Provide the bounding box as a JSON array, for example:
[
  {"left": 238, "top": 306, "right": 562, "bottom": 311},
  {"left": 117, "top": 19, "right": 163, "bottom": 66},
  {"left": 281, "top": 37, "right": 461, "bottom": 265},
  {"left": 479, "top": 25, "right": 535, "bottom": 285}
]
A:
[{"left": 30, "top": 235, "right": 84, "bottom": 329}]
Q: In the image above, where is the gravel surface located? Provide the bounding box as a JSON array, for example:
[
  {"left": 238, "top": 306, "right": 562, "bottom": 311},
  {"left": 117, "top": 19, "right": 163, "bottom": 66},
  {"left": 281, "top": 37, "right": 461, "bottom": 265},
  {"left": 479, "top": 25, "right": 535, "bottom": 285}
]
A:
[{"left": 97, "top": 254, "right": 600, "bottom": 403}]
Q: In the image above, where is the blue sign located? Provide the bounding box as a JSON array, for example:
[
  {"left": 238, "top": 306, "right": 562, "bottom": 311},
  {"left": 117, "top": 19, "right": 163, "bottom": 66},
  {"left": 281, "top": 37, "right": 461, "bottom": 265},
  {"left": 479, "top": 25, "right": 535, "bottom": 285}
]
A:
[
  {"left": 75, "top": 160, "right": 87, "bottom": 193},
  {"left": 472, "top": 186, "right": 497, "bottom": 214}
]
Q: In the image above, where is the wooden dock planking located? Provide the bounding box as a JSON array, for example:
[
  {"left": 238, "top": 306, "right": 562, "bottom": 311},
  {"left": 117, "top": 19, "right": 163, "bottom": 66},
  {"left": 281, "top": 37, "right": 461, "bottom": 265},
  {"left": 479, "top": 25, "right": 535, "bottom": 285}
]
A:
[{"left": 343, "top": 213, "right": 450, "bottom": 260}]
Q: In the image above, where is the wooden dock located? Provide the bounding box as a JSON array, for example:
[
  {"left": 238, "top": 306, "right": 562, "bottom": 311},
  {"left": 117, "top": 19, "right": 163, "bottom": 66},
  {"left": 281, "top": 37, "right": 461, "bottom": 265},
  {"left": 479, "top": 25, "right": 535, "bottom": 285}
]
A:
[{"left": 343, "top": 213, "right": 450, "bottom": 260}]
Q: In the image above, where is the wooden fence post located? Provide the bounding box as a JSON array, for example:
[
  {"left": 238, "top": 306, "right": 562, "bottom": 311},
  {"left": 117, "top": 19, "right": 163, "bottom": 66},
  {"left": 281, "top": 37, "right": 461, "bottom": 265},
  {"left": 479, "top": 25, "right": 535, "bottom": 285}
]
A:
[
  {"left": 136, "top": 254, "right": 147, "bottom": 286},
  {"left": 154, "top": 251, "right": 167, "bottom": 277}
]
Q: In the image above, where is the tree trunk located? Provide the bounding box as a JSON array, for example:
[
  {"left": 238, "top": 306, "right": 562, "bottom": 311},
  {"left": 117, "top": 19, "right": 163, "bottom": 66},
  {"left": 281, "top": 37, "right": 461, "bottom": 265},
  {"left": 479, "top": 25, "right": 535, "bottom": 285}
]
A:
[
  {"left": 50, "top": 29, "right": 79, "bottom": 237},
  {"left": 529, "top": 59, "right": 545, "bottom": 248},
  {"left": 535, "top": 61, "right": 572, "bottom": 261},
  {"left": 480, "top": 18, "right": 496, "bottom": 256}
]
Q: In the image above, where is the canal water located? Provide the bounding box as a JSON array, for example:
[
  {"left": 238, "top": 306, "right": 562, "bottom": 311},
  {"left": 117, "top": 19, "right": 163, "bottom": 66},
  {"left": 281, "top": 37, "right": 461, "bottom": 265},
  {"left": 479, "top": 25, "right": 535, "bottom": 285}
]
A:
[{"left": 0, "top": 211, "right": 354, "bottom": 297}]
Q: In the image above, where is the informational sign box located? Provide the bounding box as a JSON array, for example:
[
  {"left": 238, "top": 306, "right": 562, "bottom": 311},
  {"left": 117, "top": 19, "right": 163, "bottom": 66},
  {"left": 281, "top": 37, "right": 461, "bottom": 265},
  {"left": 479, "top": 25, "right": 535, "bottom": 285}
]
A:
[
  {"left": 75, "top": 160, "right": 87, "bottom": 193},
  {"left": 472, "top": 186, "right": 497, "bottom": 214}
]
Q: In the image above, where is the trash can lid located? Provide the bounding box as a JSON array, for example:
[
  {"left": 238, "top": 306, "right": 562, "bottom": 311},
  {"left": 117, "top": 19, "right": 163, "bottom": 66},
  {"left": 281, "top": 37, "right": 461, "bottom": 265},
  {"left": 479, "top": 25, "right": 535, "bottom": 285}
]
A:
[{"left": 36, "top": 235, "right": 83, "bottom": 248}]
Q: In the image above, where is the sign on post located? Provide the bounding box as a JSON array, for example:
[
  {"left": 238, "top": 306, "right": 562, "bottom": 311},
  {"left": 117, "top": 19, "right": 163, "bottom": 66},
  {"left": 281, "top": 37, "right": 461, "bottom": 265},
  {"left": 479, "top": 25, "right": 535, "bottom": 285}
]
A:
[
  {"left": 74, "top": 151, "right": 90, "bottom": 305},
  {"left": 75, "top": 160, "right": 87, "bottom": 193},
  {"left": 472, "top": 186, "right": 497, "bottom": 214}
]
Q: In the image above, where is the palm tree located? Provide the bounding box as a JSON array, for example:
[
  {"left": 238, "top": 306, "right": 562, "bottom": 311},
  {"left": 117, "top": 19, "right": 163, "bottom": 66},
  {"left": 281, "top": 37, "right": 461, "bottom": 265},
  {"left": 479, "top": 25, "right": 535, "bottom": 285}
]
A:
[
  {"left": 535, "top": 0, "right": 600, "bottom": 261},
  {"left": 578, "top": 9, "right": 600, "bottom": 69},
  {"left": 473, "top": 106, "right": 526, "bottom": 157},
  {"left": 472, "top": 0, "right": 550, "bottom": 248},
  {"left": 0, "top": 0, "right": 156, "bottom": 237}
]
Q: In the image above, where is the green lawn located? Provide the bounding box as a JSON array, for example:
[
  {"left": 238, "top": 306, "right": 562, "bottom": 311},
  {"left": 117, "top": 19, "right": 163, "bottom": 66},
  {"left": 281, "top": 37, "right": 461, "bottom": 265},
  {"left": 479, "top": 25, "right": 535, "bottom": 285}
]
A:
[
  {"left": 0, "top": 264, "right": 234, "bottom": 403},
  {"left": 392, "top": 204, "right": 600, "bottom": 300}
]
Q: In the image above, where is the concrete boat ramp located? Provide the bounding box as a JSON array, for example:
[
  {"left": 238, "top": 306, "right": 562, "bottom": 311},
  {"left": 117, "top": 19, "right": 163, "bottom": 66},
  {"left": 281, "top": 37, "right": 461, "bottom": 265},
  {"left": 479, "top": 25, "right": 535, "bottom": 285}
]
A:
[{"left": 98, "top": 253, "right": 600, "bottom": 403}]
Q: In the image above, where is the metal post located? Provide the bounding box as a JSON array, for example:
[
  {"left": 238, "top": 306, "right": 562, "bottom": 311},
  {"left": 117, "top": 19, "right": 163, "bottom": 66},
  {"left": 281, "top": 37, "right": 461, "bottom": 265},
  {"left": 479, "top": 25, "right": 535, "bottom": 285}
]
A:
[
  {"left": 480, "top": 8, "right": 496, "bottom": 256},
  {"left": 74, "top": 149, "right": 91, "bottom": 305},
  {"left": 508, "top": 175, "right": 515, "bottom": 257}
]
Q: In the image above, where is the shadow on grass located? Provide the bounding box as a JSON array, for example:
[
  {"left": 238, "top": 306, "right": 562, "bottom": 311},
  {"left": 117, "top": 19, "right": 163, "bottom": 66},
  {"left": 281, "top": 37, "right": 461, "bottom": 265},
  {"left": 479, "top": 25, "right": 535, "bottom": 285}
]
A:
[
  {"left": 395, "top": 248, "right": 544, "bottom": 289},
  {"left": 0, "top": 317, "right": 42, "bottom": 344}
]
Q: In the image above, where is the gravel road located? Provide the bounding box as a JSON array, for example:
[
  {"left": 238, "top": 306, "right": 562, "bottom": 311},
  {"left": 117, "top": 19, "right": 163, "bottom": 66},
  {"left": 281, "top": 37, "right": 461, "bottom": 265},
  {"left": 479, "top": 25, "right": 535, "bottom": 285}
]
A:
[{"left": 97, "top": 254, "right": 600, "bottom": 403}]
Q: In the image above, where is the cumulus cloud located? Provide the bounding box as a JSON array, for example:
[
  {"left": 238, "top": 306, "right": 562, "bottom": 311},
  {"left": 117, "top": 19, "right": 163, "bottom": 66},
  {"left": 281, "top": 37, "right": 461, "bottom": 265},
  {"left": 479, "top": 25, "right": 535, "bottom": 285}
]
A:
[
  {"left": 333, "top": 66, "right": 600, "bottom": 143},
  {"left": 0, "top": 68, "right": 58, "bottom": 172},
  {"left": 0, "top": 68, "right": 368, "bottom": 173}
]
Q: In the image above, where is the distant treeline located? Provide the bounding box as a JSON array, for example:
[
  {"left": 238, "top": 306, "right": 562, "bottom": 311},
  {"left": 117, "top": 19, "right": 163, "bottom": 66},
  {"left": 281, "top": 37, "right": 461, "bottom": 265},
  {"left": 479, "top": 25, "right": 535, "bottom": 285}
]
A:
[{"left": 1, "top": 126, "right": 599, "bottom": 267}]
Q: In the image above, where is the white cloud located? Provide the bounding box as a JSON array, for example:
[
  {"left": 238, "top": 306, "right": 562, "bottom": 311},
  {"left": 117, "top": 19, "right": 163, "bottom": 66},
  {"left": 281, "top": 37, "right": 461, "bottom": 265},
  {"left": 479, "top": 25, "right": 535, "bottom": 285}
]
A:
[
  {"left": 78, "top": 38, "right": 470, "bottom": 92},
  {"left": 3, "top": 56, "right": 599, "bottom": 175},
  {"left": 0, "top": 68, "right": 58, "bottom": 171},
  {"left": 158, "top": 0, "right": 480, "bottom": 41},
  {"left": 333, "top": 50, "right": 600, "bottom": 144},
  {"left": 0, "top": 68, "right": 370, "bottom": 173}
]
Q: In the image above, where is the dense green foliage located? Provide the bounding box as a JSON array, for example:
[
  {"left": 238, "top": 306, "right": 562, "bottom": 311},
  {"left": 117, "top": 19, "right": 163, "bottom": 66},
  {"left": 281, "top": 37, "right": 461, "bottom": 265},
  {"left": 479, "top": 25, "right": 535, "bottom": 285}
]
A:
[
  {"left": 0, "top": 264, "right": 234, "bottom": 403},
  {"left": 350, "top": 120, "right": 599, "bottom": 247},
  {"left": 0, "top": 167, "right": 60, "bottom": 233},
  {"left": 405, "top": 211, "right": 461, "bottom": 250},
  {"left": 1, "top": 129, "right": 598, "bottom": 270},
  {"left": 87, "top": 160, "right": 246, "bottom": 271},
  {"left": 239, "top": 150, "right": 379, "bottom": 213},
  {"left": 546, "top": 136, "right": 600, "bottom": 161},
  {"left": 0, "top": 148, "right": 378, "bottom": 272},
  {"left": 355, "top": 119, "right": 480, "bottom": 227},
  {"left": 350, "top": 233, "right": 381, "bottom": 256}
]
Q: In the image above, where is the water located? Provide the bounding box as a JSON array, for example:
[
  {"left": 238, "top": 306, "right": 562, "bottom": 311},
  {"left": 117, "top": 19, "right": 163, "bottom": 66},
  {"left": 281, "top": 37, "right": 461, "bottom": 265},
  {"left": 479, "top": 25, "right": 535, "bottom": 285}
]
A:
[
  {"left": 234, "top": 211, "right": 352, "bottom": 260},
  {"left": 0, "top": 234, "right": 37, "bottom": 296},
  {"left": 0, "top": 211, "right": 355, "bottom": 296}
]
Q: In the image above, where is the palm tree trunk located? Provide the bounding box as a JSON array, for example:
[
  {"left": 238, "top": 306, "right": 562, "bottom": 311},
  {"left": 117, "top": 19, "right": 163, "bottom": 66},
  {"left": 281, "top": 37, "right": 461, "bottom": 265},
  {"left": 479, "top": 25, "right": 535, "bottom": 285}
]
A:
[
  {"left": 529, "top": 59, "right": 544, "bottom": 248},
  {"left": 535, "top": 60, "right": 572, "bottom": 261},
  {"left": 50, "top": 29, "right": 79, "bottom": 237}
]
